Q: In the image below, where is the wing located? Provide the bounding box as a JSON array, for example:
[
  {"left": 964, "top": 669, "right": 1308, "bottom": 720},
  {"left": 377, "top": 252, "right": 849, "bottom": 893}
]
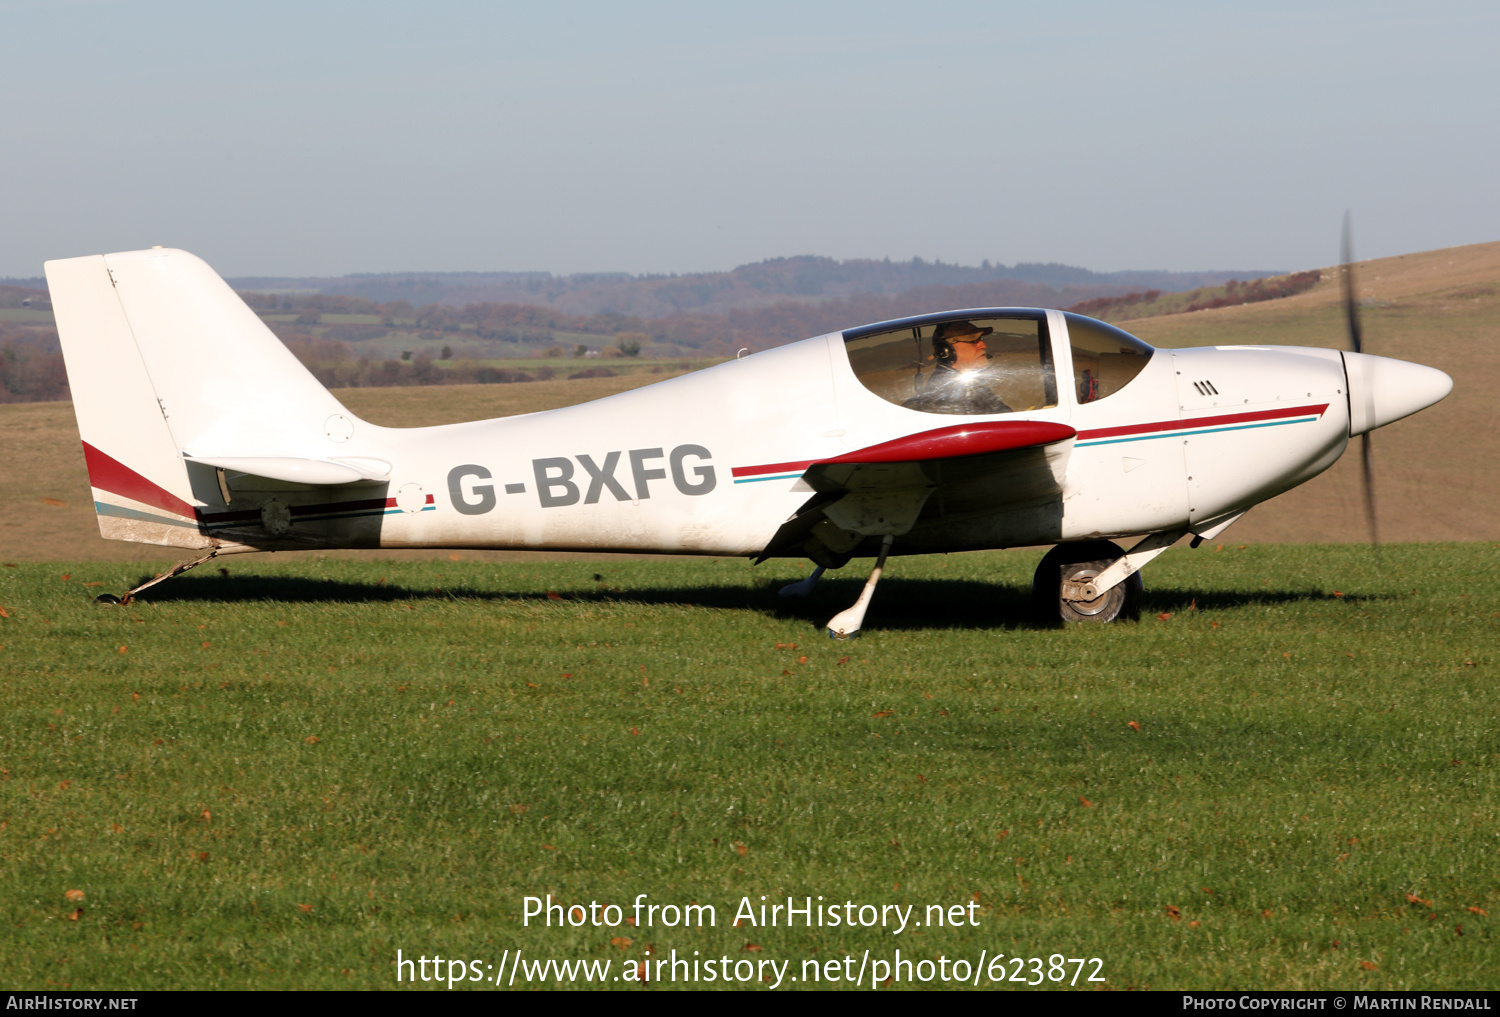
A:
[{"left": 755, "top": 420, "right": 1075, "bottom": 564}]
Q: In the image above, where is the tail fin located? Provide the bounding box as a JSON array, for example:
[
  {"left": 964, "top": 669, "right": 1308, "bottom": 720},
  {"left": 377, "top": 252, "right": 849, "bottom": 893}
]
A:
[{"left": 46, "top": 248, "right": 357, "bottom": 549}]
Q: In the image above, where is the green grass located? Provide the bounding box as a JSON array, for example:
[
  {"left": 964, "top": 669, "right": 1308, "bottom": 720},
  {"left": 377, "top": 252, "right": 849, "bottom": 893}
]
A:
[{"left": 1, "top": 545, "right": 1495, "bottom": 990}]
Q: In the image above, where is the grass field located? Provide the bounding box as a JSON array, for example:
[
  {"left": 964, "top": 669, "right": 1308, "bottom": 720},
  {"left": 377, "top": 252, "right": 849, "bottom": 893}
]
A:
[{"left": 1, "top": 544, "right": 1496, "bottom": 990}]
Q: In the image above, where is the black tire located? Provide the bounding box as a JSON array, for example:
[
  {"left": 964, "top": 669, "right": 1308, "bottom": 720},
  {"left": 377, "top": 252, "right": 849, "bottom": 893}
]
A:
[{"left": 1030, "top": 541, "right": 1142, "bottom": 624}]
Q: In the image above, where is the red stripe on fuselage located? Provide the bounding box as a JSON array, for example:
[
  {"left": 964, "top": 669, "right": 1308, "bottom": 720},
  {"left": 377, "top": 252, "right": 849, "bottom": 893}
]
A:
[
  {"left": 1075, "top": 403, "right": 1328, "bottom": 441},
  {"left": 731, "top": 459, "right": 818, "bottom": 479},
  {"left": 82, "top": 442, "right": 198, "bottom": 519}
]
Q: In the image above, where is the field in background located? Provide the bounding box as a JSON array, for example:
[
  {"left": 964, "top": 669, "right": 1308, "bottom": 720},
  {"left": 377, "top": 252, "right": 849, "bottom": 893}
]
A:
[
  {"left": 0, "top": 546, "right": 1494, "bottom": 989},
  {"left": 3, "top": 241, "right": 1495, "bottom": 561}
]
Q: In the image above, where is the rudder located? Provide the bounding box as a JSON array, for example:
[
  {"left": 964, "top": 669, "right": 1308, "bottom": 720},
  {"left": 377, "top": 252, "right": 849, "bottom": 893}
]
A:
[{"left": 46, "top": 248, "right": 361, "bottom": 549}]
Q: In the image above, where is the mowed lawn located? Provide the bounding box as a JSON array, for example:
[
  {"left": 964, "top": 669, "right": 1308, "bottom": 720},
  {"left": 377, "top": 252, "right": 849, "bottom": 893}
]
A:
[{"left": 0, "top": 544, "right": 1495, "bottom": 990}]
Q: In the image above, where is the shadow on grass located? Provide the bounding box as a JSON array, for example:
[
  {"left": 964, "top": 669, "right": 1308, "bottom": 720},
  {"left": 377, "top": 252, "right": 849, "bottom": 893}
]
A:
[
  {"left": 1145, "top": 586, "right": 1385, "bottom": 613},
  {"left": 121, "top": 572, "right": 1384, "bottom": 633}
]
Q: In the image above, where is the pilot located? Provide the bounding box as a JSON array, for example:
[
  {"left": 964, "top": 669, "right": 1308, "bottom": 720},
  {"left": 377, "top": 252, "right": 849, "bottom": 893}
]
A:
[{"left": 904, "top": 320, "right": 1013, "bottom": 414}]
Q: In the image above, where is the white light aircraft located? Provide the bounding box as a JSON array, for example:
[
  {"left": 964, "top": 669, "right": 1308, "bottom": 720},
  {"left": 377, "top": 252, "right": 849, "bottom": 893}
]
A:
[{"left": 46, "top": 242, "right": 1451, "bottom": 636}]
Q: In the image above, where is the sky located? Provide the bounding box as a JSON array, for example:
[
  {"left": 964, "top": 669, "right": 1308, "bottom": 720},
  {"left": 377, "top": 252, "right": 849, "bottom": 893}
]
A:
[{"left": 2, "top": 0, "right": 1497, "bottom": 279}]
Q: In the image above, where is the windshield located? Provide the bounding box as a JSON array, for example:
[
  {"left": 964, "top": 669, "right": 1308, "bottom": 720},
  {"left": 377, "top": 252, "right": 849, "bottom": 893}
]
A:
[{"left": 1063, "top": 313, "right": 1154, "bottom": 404}]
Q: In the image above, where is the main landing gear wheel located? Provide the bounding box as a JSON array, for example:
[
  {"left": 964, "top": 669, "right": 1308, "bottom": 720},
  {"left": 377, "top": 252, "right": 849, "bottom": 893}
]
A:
[{"left": 1031, "top": 540, "right": 1142, "bottom": 624}]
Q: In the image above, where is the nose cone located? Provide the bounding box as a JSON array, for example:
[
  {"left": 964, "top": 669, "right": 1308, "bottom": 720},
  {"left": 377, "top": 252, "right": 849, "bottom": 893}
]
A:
[{"left": 1343, "top": 351, "right": 1453, "bottom": 437}]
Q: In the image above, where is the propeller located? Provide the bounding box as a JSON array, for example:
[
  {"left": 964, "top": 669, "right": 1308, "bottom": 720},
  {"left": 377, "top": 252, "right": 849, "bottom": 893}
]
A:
[{"left": 1340, "top": 212, "right": 1380, "bottom": 557}]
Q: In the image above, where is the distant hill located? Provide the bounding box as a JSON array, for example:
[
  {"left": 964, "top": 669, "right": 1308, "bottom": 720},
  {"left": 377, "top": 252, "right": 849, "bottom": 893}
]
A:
[{"left": 226, "top": 255, "right": 1282, "bottom": 318}]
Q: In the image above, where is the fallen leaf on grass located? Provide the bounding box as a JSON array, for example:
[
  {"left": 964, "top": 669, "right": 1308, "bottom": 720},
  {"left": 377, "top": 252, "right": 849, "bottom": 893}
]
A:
[
  {"left": 117, "top": 646, "right": 127, "bottom": 654},
  {"left": 67, "top": 908, "right": 83, "bottom": 921},
  {"left": 560, "top": 672, "right": 573, "bottom": 679},
  {"left": 0, "top": 607, "right": 8, "bottom": 618},
  {"left": 1406, "top": 893, "right": 1432, "bottom": 906},
  {"left": 1188, "top": 920, "right": 1201, "bottom": 928},
  {"left": 1156, "top": 613, "right": 1171, "bottom": 621},
  {"left": 1128, "top": 720, "right": 1141, "bottom": 732},
  {"left": 297, "top": 904, "right": 313, "bottom": 913},
  {"left": 545, "top": 591, "right": 562, "bottom": 601},
  {"left": 1164, "top": 905, "right": 1181, "bottom": 921},
  {"left": 526, "top": 682, "right": 539, "bottom": 689},
  {"left": 836, "top": 656, "right": 849, "bottom": 665},
  {"left": 304, "top": 736, "right": 321, "bottom": 745},
  {"left": 733, "top": 843, "right": 748, "bottom": 856},
  {"left": 83, "top": 582, "right": 102, "bottom": 588},
  {"left": 796, "top": 655, "right": 808, "bottom": 664},
  {"left": 742, "top": 943, "right": 761, "bottom": 952},
  {"left": 872, "top": 710, "right": 893, "bottom": 719},
  {"left": 542, "top": 845, "right": 556, "bottom": 851},
  {"left": 1333, "top": 591, "right": 1345, "bottom": 598},
  {"left": 1468, "top": 906, "right": 1488, "bottom": 916},
  {"left": 510, "top": 805, "right": 528, "bottom": 815},
  {"left": 996, "top": 830, "right": 1009, "bottom": 840},
  {"left": 775, "top": 642, "right": 797, "bottom": 650},
  {"left": 1360, "top": 961, "right": 1377, "bottom": 971},
  {"left": 64, "top": 890, "right": 84, "bottom": 902},
  {"left": 1079, "top": 797, "right": 1093, "bottom": 808},
  {"left": 631, "top": 727, "right": 640, "bottom": 737},
  {"left": 1201, "top": 887, "right": 1213, "bottom": 895},
  {"left": 610, "top": 937, "right": 632, "bottom": 950}
]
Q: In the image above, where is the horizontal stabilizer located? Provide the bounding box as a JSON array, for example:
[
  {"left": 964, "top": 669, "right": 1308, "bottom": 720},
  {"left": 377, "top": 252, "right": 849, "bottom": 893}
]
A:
[{"left": 184, "top": 456, "right": 392, "bottom": 485}]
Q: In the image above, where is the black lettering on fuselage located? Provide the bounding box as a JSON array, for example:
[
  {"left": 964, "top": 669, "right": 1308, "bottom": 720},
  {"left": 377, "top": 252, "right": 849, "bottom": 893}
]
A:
[
  {"left": 432, "top": 445, "right": 721, "bottom": 511},
  {"left": 670, "top": 444, "right": 716, "bottom": 495},
  {"left": 629, "top": 448, "right": 667, "bottom": 501},
  {"left": 577, "top": 451, "right": 632, "bottom": 504},
  {"left": 448, "top": 464, "right": 497, "bottom": 515},
  {"left": 533, "top": 457, "right": 580, "bottom": 507}
]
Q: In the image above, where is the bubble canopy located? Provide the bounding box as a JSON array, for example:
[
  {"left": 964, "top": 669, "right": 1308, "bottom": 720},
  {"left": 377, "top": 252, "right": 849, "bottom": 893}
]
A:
[{"left": 841, "top": 309, "right": 1154, "bottom": 415}]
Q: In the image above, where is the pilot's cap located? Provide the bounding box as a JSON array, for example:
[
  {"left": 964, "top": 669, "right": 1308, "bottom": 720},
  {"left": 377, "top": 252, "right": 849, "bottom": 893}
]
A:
[{"left": 932, "top": 320, "right": 994, "bottom": 341}]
